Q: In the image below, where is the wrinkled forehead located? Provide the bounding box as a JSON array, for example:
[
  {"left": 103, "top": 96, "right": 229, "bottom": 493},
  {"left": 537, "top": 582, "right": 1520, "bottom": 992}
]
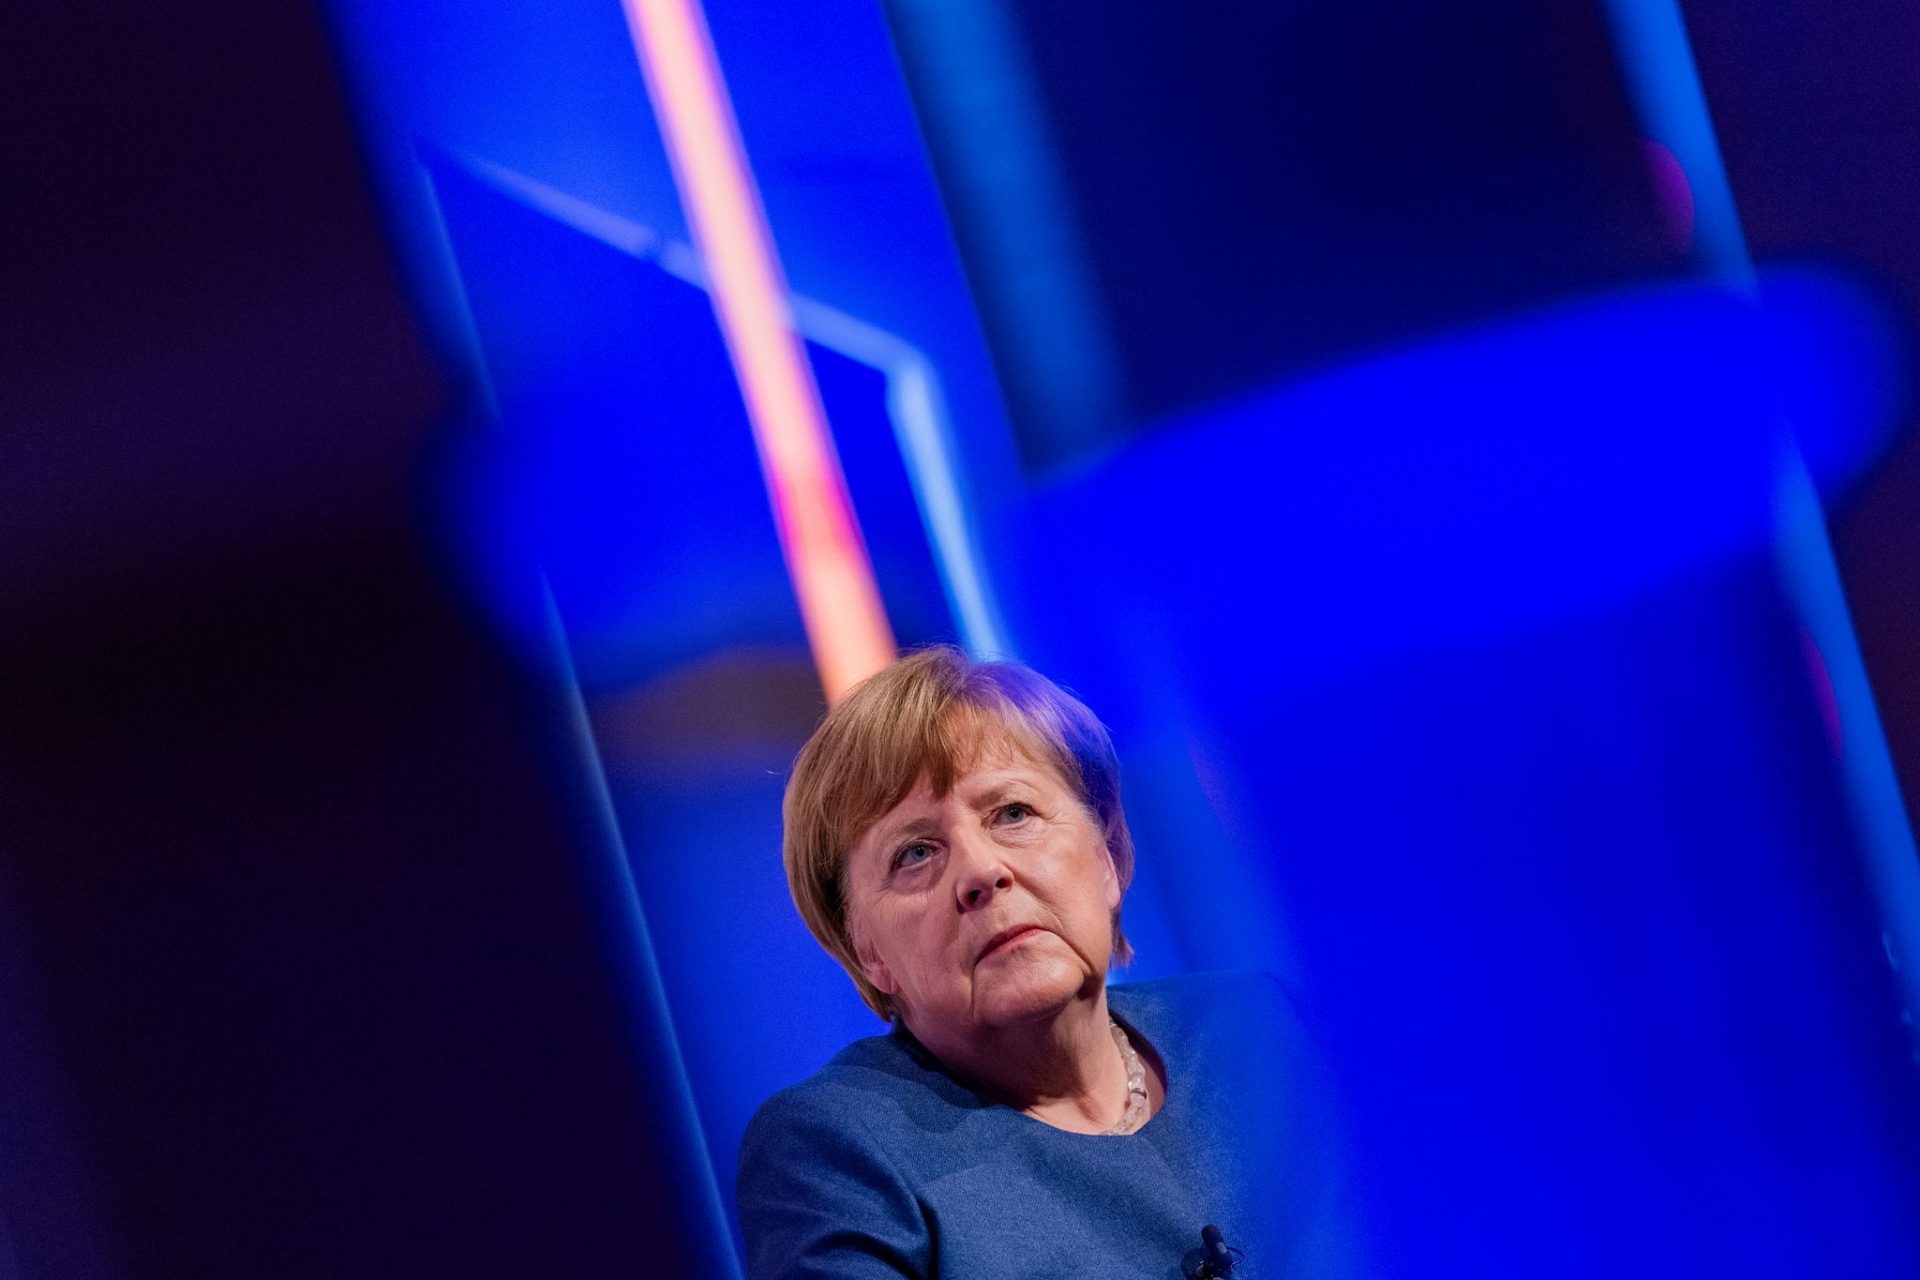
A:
[
  {"left": 841, "top": 704, "right": 1071, "bottom": 850},
  {"left": 930, "top": 702, "right": 1066, "bottom": 790}
]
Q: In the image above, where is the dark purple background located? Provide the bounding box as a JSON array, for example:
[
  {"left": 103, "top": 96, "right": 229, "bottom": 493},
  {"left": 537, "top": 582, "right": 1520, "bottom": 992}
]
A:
[{"left": 2, "top": 5, "right": 701, "bottom": 1274}]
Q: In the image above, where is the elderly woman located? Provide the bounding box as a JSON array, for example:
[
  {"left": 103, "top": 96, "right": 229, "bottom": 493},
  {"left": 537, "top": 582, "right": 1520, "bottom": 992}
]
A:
[{"left": 737, "top": 647, "right": 1356, "bottom": 1278}]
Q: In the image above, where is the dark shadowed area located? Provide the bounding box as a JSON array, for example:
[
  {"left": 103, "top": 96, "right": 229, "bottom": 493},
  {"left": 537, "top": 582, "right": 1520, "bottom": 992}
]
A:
[
  {"left": 1, "top": 4, "right": 704, "bottom": 1275},
  {"left": 1683, "top": 0, "right": 1920, "bottom": 831}
]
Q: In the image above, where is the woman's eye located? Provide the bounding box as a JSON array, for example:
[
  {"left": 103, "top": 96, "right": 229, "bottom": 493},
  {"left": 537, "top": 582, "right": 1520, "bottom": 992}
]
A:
[
  {"left": 893, "top": 842, "right": 934, "bottom": 870},
  {"left": 1000, "top": 803, "right": 1031, "bottom": 823}
]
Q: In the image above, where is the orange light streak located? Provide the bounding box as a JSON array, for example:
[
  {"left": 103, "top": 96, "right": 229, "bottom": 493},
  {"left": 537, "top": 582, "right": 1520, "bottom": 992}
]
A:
[{"left": 620, "top": 0, "right": 897, "bottom": 701}]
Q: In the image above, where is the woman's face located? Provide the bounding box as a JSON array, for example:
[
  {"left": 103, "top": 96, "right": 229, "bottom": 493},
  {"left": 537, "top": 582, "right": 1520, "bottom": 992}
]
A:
[{"left": 844, "top": 748, "right": 1121, "bottom": 1051}]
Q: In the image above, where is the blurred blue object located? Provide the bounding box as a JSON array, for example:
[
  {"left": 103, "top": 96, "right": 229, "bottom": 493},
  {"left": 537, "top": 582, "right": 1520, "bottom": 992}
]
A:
[{"left": 423, "top": 153, "right": 969, "bottom": 688}]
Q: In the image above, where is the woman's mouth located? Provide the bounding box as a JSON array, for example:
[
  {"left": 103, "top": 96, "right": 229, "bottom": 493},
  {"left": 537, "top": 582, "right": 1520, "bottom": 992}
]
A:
[{"left": 977, "top": 925, "right": 1044, "bottom": 962}]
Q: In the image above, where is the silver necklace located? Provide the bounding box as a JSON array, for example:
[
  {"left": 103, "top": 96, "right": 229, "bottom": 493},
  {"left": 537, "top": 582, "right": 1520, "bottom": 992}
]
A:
[{"left": 1103, "top": 1017, "right": 1151, "bottom": 1135}]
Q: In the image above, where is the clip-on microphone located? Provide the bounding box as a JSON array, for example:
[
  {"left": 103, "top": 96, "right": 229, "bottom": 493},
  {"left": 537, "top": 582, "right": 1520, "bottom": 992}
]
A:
[{"left": 1180, "top": 1224, "right": 1241, "bottom": 1279}]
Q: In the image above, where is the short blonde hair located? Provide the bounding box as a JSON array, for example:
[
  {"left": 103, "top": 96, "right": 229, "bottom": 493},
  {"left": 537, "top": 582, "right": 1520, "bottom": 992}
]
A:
[{"left": 783, "top": 646, "right": 1136, "bottom": 1018}]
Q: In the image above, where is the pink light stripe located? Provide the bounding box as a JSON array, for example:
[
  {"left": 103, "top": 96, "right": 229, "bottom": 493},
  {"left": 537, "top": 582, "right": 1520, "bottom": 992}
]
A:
[{"left": 621, "top": 0, "right": 897, "bottom": 701}]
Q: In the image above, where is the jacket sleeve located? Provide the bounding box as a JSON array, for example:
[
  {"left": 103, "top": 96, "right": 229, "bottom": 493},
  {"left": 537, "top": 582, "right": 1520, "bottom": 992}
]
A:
[{"left": 736, "top": 1085, "right": 933, "bottom": 1279}]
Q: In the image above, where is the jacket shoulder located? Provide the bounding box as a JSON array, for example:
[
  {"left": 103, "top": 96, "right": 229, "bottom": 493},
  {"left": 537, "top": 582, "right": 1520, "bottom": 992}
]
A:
[
  {"left": 1109, "top": 967, "right": 1307, "bottom": 1024},
  {"left": 736, "top": 1038, "right": 939, "bottom": 1279}
]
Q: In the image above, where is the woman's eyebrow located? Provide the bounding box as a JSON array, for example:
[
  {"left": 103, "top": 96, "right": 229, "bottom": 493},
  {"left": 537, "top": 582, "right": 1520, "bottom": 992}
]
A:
[
  {"left": 970, "top": 780, "right": 1035, "bottom": 809},
  {"left": 875, "top": 814, "right": 943, "bottom": 847}
]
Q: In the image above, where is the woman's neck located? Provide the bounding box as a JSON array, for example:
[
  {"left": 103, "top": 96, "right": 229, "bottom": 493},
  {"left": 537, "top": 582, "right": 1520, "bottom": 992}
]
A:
[{"left": 913, "top": 989, "right": 1160, "bottom": 1134}]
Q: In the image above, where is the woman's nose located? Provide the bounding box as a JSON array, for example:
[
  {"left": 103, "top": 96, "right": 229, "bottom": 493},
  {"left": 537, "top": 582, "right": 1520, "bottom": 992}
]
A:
[{"left": 953, "top": 833, "right": 1013, "bottom": 911}]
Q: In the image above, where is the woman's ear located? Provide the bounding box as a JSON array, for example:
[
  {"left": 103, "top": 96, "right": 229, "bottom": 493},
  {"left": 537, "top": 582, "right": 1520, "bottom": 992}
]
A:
[
  {"left": 1102, "top": 844, "right": 1123, "bottom": 913},
  {"left": 852, "top": 929, "right": 896, "bottom": 998}
]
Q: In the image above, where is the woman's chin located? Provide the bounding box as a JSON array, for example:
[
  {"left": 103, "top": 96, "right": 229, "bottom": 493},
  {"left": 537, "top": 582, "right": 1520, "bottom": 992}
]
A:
[{"left": 972, "top": 957, "right": 1093, "bottom": 1027}]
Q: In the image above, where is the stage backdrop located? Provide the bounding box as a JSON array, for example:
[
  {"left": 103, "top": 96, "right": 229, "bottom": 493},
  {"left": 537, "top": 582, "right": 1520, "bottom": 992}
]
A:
[{"left": 323, "top": 0, "right": 1920, "bottom": 1272}]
